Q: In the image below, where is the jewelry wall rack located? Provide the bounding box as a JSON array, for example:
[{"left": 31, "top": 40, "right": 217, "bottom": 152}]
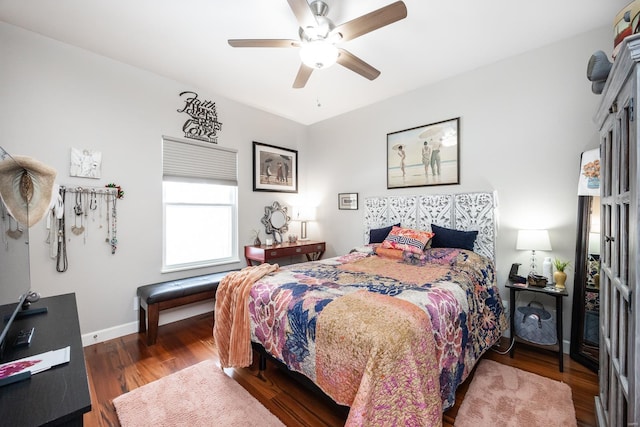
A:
[
  {"left": 63, "top": 186, "right": 118, "bottom": 196},
  {"left": 50, "top": 185, "right": 124, "bottom": 272}
]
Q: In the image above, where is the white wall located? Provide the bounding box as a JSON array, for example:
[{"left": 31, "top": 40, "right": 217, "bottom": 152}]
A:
[
  {"left": 1, "top": 21, "right": 611, "bottom": 350},
  {"left": 305, "top": 27, "right": 611, "bottom": 349},
  {"left": 0, "top": 22, "right": 308, "bottom": 343}
]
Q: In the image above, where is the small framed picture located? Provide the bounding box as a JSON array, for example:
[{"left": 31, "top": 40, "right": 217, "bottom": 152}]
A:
[
  {"left": 253, "top": 141, "right": 298, "bottom": 193},
  {"left": 338, "top": 193, "right": 358, "bottom": 210}
]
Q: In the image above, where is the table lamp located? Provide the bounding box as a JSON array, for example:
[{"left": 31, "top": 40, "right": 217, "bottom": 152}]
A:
[
  {"left": 516, "top": 229, "right": 552, "bottom": 274},
  {"left": 292, "top": 206, "right": 316, "bottom": 241}
]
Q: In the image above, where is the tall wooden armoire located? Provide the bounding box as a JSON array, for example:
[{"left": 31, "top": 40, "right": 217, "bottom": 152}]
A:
[{"left": 593, "top": 34, "right": 640, "bottom": 426}]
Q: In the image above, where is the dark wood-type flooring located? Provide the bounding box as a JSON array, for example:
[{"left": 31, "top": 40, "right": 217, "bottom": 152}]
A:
[{"left": 83, "top": 312, "right": 598, "bottom": 427}]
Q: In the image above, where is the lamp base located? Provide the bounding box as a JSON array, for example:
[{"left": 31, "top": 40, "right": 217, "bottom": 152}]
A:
[
  {"left": 529, "top": 249, "right": 538, "bottom": 275},
  {"left": 300, "top": 221, "right": 308, "bottom": 241}
]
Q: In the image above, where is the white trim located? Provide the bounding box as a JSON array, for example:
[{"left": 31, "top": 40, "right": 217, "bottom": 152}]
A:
[{"left": 81, "top": 301, "right": 214, "bottom": 346}]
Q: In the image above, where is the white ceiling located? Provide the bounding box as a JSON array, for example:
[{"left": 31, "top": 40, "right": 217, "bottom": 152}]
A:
[{"left": 0, "top": 0, "right": 628, "bottom": 125}]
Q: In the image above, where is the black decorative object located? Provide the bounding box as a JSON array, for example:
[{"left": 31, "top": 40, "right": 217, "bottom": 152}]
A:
[{"left": 177, "top": 91, "right": 223, "bottom": 144}]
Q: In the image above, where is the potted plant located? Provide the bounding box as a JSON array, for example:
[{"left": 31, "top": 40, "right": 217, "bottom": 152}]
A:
[{"left": 553, "top": 258, "right": 571, "bottom": 289}]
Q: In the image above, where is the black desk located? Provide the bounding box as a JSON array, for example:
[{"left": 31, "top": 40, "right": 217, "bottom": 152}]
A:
[
  {"left": 506, "top": 281, "right": 569, "bottom": 372},
  {"left": 0, "top": 293, "right": 91, "bottom": 426}
]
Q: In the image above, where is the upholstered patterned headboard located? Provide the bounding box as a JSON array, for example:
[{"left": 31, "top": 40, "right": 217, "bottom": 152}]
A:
[{"left": 364, "top": 191, "right": 498, "bottom": 261}]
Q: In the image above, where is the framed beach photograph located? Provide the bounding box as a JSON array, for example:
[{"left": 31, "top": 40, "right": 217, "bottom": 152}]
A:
[
  {"left": 338, "top": 193, "right": 358, "bottom": 210},
  {"left": 253, "top": 141, "right": 298, "bottom": 193},
  {"left": 387, "top": 117, "right": 460, "bottom": 189}
]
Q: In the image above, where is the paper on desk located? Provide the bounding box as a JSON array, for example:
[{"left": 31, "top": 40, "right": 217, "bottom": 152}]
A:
[{"left": 0, "top": 346, "right": 70, "bottom": 379}]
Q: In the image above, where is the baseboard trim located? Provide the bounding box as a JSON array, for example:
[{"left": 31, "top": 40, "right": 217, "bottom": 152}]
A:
[{"left": 81, "top": 301, "right": 214, "bottom": 346}]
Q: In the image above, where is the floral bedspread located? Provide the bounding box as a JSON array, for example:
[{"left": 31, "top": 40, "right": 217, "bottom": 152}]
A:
[{"left": 248, "top": 248, "right": 507, "bottom": 416}]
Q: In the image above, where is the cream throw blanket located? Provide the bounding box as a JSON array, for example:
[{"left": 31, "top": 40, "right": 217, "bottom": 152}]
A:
[{"left": 213, "top": 263, "right": 279, "bottom": 368}]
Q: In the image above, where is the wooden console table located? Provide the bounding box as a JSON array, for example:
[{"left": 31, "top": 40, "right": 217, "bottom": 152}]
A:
[
  {"left": 245, "top": 240, "right": 326, "bottom": 265},
  {"left": 0, "top": 293, "right": 91, "bottom": 426}
]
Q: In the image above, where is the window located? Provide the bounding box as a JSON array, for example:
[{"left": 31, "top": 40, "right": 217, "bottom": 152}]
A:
[{"left": 162, "top": 136, "right": 238, "bottom": 272}]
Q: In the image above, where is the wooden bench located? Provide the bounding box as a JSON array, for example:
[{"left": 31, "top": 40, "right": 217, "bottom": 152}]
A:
[{"left": 137, "top": 271, "right": 235, "bottom": 345}]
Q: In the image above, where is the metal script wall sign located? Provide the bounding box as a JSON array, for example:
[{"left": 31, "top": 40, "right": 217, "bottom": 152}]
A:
[{"left": 177, "top": 91, "right": 223, "bottom": 144}]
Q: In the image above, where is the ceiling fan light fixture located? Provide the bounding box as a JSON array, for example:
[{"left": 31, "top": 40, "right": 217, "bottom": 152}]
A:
[{"left": 300, "top": 40, "right": 338, "bottom": 69}]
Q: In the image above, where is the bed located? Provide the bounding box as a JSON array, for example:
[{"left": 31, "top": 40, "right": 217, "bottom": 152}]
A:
[{"left": 214, "top": 191, "right": 507, "bottom": 426}]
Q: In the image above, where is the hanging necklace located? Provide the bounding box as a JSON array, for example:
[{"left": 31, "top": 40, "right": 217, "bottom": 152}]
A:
[
  {"left": 110, "top": 193, "right": 118, "bottom": 254},
  {"left": 56, "top": 186, "right": 68, "bottom": 272},
  {"left": 105, "top": 193, "right": 110, "bottom": 244},
  {"left": 89, "top": 190, "right": 97, "bottom": 211},
  {"left": 89, "top": 189, "right": 97, "bottom": 226},
  {"left": 72, "top": 190, "right": 85, "bottom": 235},
  {"left": 83, "top": 189, "right": 89, "bottom": 244},
  {"left": 98, "top": 190, "right": 103, "bottom": 228}
]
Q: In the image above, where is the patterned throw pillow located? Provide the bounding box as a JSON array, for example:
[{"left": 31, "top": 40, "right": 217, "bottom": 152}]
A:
[
  {"left": 380, "top": 226, "right": 435, "bottom": 254},
  {"left": 402, "top": 247, "right": 461, "bottom": 266},
  {"left": 374, "top": 246, "right": 405, "bottom": 259}
]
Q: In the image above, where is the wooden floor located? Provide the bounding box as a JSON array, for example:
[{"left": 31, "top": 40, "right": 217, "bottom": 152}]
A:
[{"left": 83, "top": 312, "right": 598, "bottom": 427}]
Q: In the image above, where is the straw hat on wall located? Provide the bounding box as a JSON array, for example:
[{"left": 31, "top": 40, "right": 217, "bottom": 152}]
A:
[{"left": 0, "top": 155, "right": 57, "bottom": 227}]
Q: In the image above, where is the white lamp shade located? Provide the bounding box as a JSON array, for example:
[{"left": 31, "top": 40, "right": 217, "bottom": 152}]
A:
[
  {"left": 300, "top": 40, "right": 338, "bottom": 69},
  {"left": 516, "top": 229, "right": 552, "bottom": 251},
  {"left": 292, "top": 206, "right": 316, "bottom": 222}
]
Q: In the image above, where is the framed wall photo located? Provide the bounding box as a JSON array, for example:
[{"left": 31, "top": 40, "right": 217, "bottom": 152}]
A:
[
  {"left": 253, "top": 141, "right": 298, "bottom": 193},
  {"left": 387, "top": 117, "right": 460, "bottom": 189},
  {"left": 338, "top": 193, "right": 358, "bottom": 210}
]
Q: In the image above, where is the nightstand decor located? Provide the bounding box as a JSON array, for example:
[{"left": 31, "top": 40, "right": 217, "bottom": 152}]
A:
[
  {"left": 514, "top": 301, "right": 557, "bottom": 346},
  {"left": 527, "top": 274, "right": 548, "bottom": 287},
  {"left": 292, "top": 205, "right": 316, "bottom": 240},
  {"left": 516, "top": 229, "right": 552, "bottom": 274}
]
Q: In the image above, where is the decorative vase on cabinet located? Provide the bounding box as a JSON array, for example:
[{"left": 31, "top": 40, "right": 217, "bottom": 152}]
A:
[
  {"left": 552, "top": 258, "right": 571, "bottom": 289},
  {"left": 554, "top": 271, "right": 567, "bottom": 289}
]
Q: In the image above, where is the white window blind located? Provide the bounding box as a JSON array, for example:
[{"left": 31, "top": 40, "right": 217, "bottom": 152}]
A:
[{"left": 162, "top": 136, "right": 237, "bottom": 185}]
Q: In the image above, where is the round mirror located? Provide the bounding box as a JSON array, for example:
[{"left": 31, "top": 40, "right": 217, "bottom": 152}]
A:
[
  {"left": 261, "top": 201, "right": 290, "bottom": 243},
  {"left": 270, "top": 210, "right": 287, "bottom": 229}
]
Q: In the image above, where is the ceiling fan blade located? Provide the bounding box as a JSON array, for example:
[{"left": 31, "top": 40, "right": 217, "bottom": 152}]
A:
[
  {"left": 333, "top": 1, "right": 407, "bottom": 42},
  {"left": 228, "top": 39, "right": 300, "bottom": 48},
  {"left": 293, "top": 64, "right": 314, "bottom": 88},
  {"left": 337, "top": 49, "right": 380, "bottom": 81},
  {"left": 286, "top": 0, "right": 318, "bottom": 31}
]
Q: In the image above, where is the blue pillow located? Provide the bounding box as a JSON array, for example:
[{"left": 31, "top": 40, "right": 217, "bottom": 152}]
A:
[
  {"left": 430, "top": 224, "right": 478, "bottom": 251},
  {"left": 369, "top": 223, "right": 401, "bottom": 244}
]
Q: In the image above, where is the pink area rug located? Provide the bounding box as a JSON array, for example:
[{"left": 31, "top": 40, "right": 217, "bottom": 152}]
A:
[
  {"left": 113, "top": 359, "right": 284, "bottom": 427},
  {"left": 455, "top": 359, "right": 577, "bottom": 427}
]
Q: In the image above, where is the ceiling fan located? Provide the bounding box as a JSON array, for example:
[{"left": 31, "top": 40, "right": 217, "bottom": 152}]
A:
[{"left": 228, "top": 0, "right": 407, "bottom": 88}]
